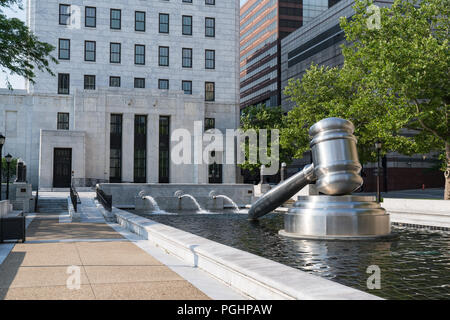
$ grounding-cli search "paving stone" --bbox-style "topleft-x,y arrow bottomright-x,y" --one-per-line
0,285 -> 95,300
84,266 -> 183,284
0,266 -> 90,289
91,281 -> 210,300
26,219 -> 124,241
75,241 -> 163,266
3,243 -> 82,267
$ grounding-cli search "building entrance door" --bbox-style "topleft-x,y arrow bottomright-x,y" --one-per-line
209,162 -> 223,184
53,148 -> 72,188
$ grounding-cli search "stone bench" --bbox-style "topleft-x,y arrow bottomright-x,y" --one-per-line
0,200 -> 26,243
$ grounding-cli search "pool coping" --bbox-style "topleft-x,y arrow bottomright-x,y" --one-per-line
111,207 -> 381,300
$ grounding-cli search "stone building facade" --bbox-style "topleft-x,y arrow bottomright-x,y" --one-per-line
0,0 -> 241,189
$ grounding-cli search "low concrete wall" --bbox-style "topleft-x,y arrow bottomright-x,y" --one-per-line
381,198 -> 450,229
112,208 -> 380,300
0,183 -> 17,201
99,183 -> 254,208
0,200 -> 12,217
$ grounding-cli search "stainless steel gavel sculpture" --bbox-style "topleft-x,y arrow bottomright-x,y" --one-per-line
248,117 -> 364,220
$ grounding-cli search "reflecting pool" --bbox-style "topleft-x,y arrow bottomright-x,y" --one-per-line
129,210 -> 450,300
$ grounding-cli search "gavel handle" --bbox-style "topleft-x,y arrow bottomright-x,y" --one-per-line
248,164 -> 316,220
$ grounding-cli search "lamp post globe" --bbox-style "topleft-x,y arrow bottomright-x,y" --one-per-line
5,153 -> 12,200
375,141 -> 382,150
0,134 -> 5,201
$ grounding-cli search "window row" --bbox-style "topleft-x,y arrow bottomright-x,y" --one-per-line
59,4 -> 215,37
57,73 -> 215,101
58,39 -> 216,69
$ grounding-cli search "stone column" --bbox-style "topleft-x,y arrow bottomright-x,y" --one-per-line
122,113 -> 134,183
147,114 -> 159,183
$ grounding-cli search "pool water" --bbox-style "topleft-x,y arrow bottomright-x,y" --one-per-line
129,210 -> 450,300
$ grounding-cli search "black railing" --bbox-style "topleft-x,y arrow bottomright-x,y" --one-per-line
70,185 -> 79,212
96,187 -> 112,212
34,189 -> 39,213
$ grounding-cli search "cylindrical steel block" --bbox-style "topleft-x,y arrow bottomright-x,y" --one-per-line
309,118 -> 363,195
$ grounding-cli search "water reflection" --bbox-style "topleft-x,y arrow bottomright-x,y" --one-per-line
130,210 -> 450,300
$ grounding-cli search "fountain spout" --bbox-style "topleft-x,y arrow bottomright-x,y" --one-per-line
215,195 -> 240,213
179,194 -> 207,213
209,191 -> 217,200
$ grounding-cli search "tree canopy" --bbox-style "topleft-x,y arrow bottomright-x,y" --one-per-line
283,0 -> 449,198
0,0 -> 56,89
239,105 -> 293,174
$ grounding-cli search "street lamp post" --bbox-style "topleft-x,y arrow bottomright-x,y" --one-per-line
375,141 -> 382,203
5,153 -> 12,200
0,134 -> 5,201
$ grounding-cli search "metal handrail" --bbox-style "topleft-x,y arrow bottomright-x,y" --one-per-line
96,187 -> 112,212
34,188 -> 39,213
70,185 -> 78,212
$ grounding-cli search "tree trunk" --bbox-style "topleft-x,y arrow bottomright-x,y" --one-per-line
445,142 -> 450,200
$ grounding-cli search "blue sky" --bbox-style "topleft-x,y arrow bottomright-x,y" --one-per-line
1,4 -> 26,89
1,1 -> 249,89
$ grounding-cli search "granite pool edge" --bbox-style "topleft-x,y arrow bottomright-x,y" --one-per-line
110,207 -> 381,300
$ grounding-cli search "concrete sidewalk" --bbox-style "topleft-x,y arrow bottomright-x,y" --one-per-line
0,192 -> 210,300
358,188 -> 445,199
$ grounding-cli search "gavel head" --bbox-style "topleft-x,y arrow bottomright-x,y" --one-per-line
309,118 -> 363,195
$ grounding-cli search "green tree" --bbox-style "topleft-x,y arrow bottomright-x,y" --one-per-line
1,157 -> 17,182
239,105 -> 293,174
0,0 -> 56,89
283,0 -> 449,199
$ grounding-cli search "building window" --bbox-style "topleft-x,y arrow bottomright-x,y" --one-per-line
59,4 -> 70,25
58,39 -> 70,60
183,0 -> 193,3
110,9 -> 121,30
134,115 -> 147,183
110,114 -> 122,183
159,13 -> 169,33
205,118 -> 215,131
110,43 -> 121,63
135,11 -> 146,32
158,79 -> 169,90
209,156 -> 223,184
182,48 -> 192,68
58,73 -> 70,94
57,113 -> 69,130
85,6 -> 96,28
84,75 -> 96,90
205,49 -> 215,69
205,17 -> 215,37
135,45 -> 145,65
159,46 -> 169,66
182,80 -> 192,95
84,41 -> 96,62
205,0 -> 215,5
159,116 -> 170,183
329,0 -> 341,8
134,78 -> 145,88
109,76 -> 121,87
205,82 -> 215,101
182,15 -> 192,35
